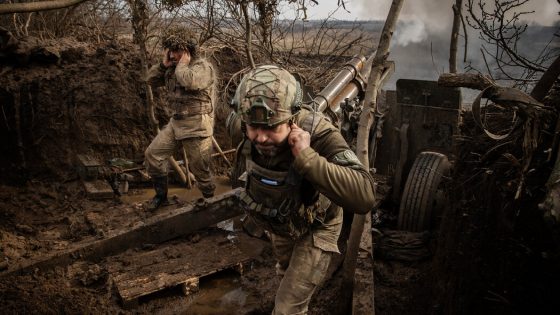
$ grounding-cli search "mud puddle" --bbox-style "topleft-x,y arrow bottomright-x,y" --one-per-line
185,272 -> 260,314
117,175 -> 262,314
121,175 -> 233,205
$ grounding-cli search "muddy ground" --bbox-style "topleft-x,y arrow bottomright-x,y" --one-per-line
0,36 -> 380,314
1,35 -> 559,315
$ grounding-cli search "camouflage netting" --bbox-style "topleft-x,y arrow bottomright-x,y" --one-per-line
431,83 -> 560,314
161,26 -> 198,55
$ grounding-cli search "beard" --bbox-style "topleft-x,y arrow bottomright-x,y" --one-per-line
253,137 -> 289,157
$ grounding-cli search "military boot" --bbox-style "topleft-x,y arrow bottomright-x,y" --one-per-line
147,176 -> 168,211
202,190 -> 214,199
200,182 -> 216,199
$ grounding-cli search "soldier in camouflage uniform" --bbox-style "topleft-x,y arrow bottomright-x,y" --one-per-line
229,65 -> 376,314
144,26 -> 216,210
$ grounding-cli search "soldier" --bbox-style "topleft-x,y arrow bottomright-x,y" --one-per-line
144,26 -> 216,211
229,65 -> 376,314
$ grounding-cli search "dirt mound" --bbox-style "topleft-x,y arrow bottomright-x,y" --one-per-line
0,37 -> 245,184
0,37 -> 150,183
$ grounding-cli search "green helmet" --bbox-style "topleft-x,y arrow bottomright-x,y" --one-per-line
162,26 -> 198,57
233,65 -> 303,127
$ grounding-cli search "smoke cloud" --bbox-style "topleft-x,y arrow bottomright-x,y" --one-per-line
350,0 -> 559,101
394,19 -> 428,46
354,0 -> 559,27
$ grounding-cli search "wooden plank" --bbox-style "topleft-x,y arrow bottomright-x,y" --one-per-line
1,188 -> 244,277
107,231 -> 263,306
82,179 -> 114,200
76,154 -> 102,180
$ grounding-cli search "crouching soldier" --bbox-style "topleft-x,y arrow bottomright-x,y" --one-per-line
229,65 -> 376,314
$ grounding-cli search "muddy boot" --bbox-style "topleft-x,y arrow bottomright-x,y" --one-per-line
242,215 -> 264,238
200,182 -> 216,199
202,190 -> 214,199
147,176 -> 168,211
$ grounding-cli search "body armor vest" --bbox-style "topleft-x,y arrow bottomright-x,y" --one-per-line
238,110 -> 332,239
165,61 -> 214,116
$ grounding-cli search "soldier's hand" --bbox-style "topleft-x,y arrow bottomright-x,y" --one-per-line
288,123 -> 310,157
162,48 -> 172,68
177,51 -> 191,66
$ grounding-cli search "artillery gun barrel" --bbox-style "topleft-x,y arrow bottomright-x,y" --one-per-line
313,52 -> 375,114
330,53 -> 375,114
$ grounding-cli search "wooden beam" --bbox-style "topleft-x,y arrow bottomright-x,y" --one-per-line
1,188 -> 244,277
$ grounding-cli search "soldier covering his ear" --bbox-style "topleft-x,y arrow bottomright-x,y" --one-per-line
144,26 -> 217,210
229,65 -> 376,314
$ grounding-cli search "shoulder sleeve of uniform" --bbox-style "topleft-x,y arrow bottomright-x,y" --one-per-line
331,149 -> 364,170
293,145 -> 375,214
175,59 -> 215,90
308,118 -> 350,160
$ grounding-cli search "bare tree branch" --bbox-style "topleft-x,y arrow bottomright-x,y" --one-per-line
465,0 -> 552,86
241,1 -> 255,68
0,0 -> 90,15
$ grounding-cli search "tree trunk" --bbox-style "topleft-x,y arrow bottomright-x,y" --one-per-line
339,1 -> 405,314
449,0 -> 463,73
438,72 -> 495,90
531,55 -> 560,103
241,1 -> 255,69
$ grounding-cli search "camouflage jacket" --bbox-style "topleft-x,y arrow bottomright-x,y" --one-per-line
239,108 -> 376,252
147,57 -> 216,139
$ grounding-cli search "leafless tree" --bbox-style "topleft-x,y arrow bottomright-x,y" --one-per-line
1,0 -> 129,41
449,0 -> 464,73
465,0 -> 559,89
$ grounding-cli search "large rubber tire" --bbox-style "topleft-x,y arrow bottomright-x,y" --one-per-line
398,151 -> 450,232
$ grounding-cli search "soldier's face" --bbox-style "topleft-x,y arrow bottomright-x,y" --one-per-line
246,123 -> 290,157
169,50 -> 186,65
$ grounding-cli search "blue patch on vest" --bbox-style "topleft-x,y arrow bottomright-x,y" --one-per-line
260,178 -> 279,186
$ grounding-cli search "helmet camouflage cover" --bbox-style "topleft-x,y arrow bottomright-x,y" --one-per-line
234,65 -> 302,127
162,26 -> 198,54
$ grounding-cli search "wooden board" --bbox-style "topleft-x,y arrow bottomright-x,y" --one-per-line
1,189 -> 243,277
106,231 -> 264,308
82,179 -> 114,199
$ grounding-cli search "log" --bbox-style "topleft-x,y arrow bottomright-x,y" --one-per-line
438,73 -> 495,90
0,0 -> 89,14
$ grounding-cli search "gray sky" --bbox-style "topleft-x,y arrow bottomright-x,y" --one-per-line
280,0 -> 558,99
302,0 -> 559,27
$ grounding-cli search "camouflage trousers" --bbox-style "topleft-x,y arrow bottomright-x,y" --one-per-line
270,232 -> 332,315
144,122 -> 215,196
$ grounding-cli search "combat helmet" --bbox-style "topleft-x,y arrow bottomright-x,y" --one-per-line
162,26 -> 198,57
233,65 -> 303,127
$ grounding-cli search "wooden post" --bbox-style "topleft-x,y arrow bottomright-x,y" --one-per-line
182,147 -> 192,189
212,136 -> 232,167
